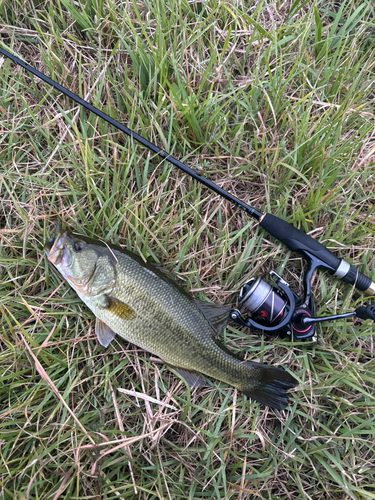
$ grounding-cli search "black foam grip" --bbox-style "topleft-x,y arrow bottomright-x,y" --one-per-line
259,213 -> 340,270
341,265 -> 372,292
259,213 -> 373,293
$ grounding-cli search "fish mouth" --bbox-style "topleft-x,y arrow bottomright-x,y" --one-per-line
44,231 -> 70,266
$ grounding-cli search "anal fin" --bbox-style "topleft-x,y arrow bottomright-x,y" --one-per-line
172,367 -> 206,388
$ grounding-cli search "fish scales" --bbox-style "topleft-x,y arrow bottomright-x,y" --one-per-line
45,229 -> 298,409
90,250 -> 245,384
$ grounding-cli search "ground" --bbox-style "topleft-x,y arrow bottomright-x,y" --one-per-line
0,1 -> 375,499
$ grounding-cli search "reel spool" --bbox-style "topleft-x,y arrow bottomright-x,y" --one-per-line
238,276 -> 287,326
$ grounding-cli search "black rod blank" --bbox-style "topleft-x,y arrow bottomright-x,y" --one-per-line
0,46 -> 263,220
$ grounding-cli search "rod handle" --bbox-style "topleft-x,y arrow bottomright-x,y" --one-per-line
259,213 -> 374,295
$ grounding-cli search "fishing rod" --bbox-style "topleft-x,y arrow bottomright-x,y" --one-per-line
1,45 -> 374,339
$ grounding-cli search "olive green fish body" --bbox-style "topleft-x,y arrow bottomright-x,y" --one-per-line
45,231 -> 297,409
77,250 -> 242,381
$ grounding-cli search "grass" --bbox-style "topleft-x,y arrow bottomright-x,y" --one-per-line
0,0 -> 375,498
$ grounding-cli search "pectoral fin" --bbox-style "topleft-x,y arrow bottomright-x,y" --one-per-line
100,295 -> 136,320
95,318 -> 116,347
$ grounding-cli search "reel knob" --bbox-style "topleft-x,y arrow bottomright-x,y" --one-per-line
355,304 -> 375,322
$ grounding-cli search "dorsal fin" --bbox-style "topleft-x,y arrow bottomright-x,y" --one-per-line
146,261 -> 184,288
193,299 -> 231,337
148,262 -> 231,337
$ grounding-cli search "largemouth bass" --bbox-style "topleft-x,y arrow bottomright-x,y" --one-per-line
45,229 -> 297,409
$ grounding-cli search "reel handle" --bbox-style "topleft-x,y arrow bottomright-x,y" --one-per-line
260,213 -> 375,295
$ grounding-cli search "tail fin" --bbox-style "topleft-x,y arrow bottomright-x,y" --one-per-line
240,363 -> 298,410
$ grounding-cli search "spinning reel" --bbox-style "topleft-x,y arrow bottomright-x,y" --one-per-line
230,252 -> 375,340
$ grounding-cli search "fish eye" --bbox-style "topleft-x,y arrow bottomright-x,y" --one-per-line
73,241 -> 84,252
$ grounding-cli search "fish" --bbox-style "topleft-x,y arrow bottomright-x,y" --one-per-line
44,227 -> 297,410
